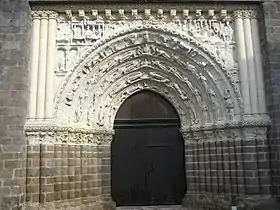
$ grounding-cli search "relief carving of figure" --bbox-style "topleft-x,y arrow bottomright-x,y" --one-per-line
186,62 -> 198,77
207,88 -> 216,101
113,66 -> 127,79
149,72 -> 169,83
198,73 -> 209,92
57,49 -> 66,72
193,88 -> 202,104
72,24 -> 83,40
152,60 -> 167,71
171,83 -> 189,101
87,94 -> 96,126
65,91 -> 74,106
221,21 -> 233,42
186,102 -> 199,125
67,49 -> 78,70
202,106 -> 210,123
173,55 -> 186,66
57,23 -> 70,42
183,77 -> 194,90
212,101 -> 222,121
74,95 -> 83,123
167,66 -> 182,80
224,89 -> 234,120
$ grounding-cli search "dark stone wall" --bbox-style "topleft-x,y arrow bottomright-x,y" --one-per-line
183,136 -> 272,210
263,0 -> 280,198
25,143 -> 113,210
0,0 -> 31,209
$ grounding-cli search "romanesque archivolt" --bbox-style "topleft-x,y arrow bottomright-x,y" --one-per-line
26,6 -> 270,144
55,27 -> 241,133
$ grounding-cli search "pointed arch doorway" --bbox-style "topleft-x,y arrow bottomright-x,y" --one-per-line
111,90 -> 187,206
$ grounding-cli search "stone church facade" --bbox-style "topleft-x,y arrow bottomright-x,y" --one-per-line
1,0 -> 280,209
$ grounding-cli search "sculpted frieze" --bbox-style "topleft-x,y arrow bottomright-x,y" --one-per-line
54,8 -> 238,75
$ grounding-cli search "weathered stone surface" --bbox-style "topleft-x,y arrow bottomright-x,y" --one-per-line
263,0 -> 280,199
1,0 -> 280,209
0,0 -> 30,209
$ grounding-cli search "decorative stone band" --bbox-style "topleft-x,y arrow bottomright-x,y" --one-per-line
25,118 -> 270,145
31,10 -> 58,20
233,9 -> 259,19
181,118 -> 270,142
25,126 -> 114,145
181,117 -> 271,132
31,3 -> 259,14
32,8 -> 234,21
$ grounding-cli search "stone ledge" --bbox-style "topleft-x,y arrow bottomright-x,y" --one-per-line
183,193 -> 280,210
24,199 -> 116,210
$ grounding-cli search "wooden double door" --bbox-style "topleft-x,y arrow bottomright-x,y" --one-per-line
111,91 -> 186,206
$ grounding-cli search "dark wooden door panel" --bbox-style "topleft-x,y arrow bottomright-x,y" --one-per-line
111,91 -> 187,206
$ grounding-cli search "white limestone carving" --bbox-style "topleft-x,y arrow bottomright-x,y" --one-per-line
26,5 -> 270,144
53,27 -> 244,132
57,48 -> 66,72
54,8 -> 237,76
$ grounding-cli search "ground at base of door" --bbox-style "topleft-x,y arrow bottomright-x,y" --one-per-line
116,205 -> 186,210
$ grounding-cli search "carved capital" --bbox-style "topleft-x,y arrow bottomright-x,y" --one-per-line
39,11 -> 49,19
233,9 -> 258,19
31,10 -> 58,20
31,11 -> 41,19
26,130 -> 55,145
233,10 -> 243,19
243,9 -> 258,19
48,11 -> 58,20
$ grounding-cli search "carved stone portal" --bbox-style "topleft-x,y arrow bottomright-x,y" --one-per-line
26,6 -> 270,145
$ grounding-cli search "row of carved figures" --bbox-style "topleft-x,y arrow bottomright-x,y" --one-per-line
56,18 -> 234,45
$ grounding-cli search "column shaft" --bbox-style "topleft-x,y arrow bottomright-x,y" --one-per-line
36,17 -> 49,119
251,18 -> 267,114
28,17 -> 41,119
45,17 -> 57,119
234,17 -> 251,114
243,18 -> 259,114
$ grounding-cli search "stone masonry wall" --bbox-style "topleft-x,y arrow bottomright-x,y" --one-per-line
263,0 -> 280,198
183,136 -> 271,210
0,0 -> 31,209
25,144 -> 113,210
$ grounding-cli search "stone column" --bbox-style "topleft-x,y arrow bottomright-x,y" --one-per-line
36,11 -> 49,119
28,12 -> 41,119
234,10 -> 251,115
45,12 -> 58,119
251,11 -> 267,114
243,10 -> 259,114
